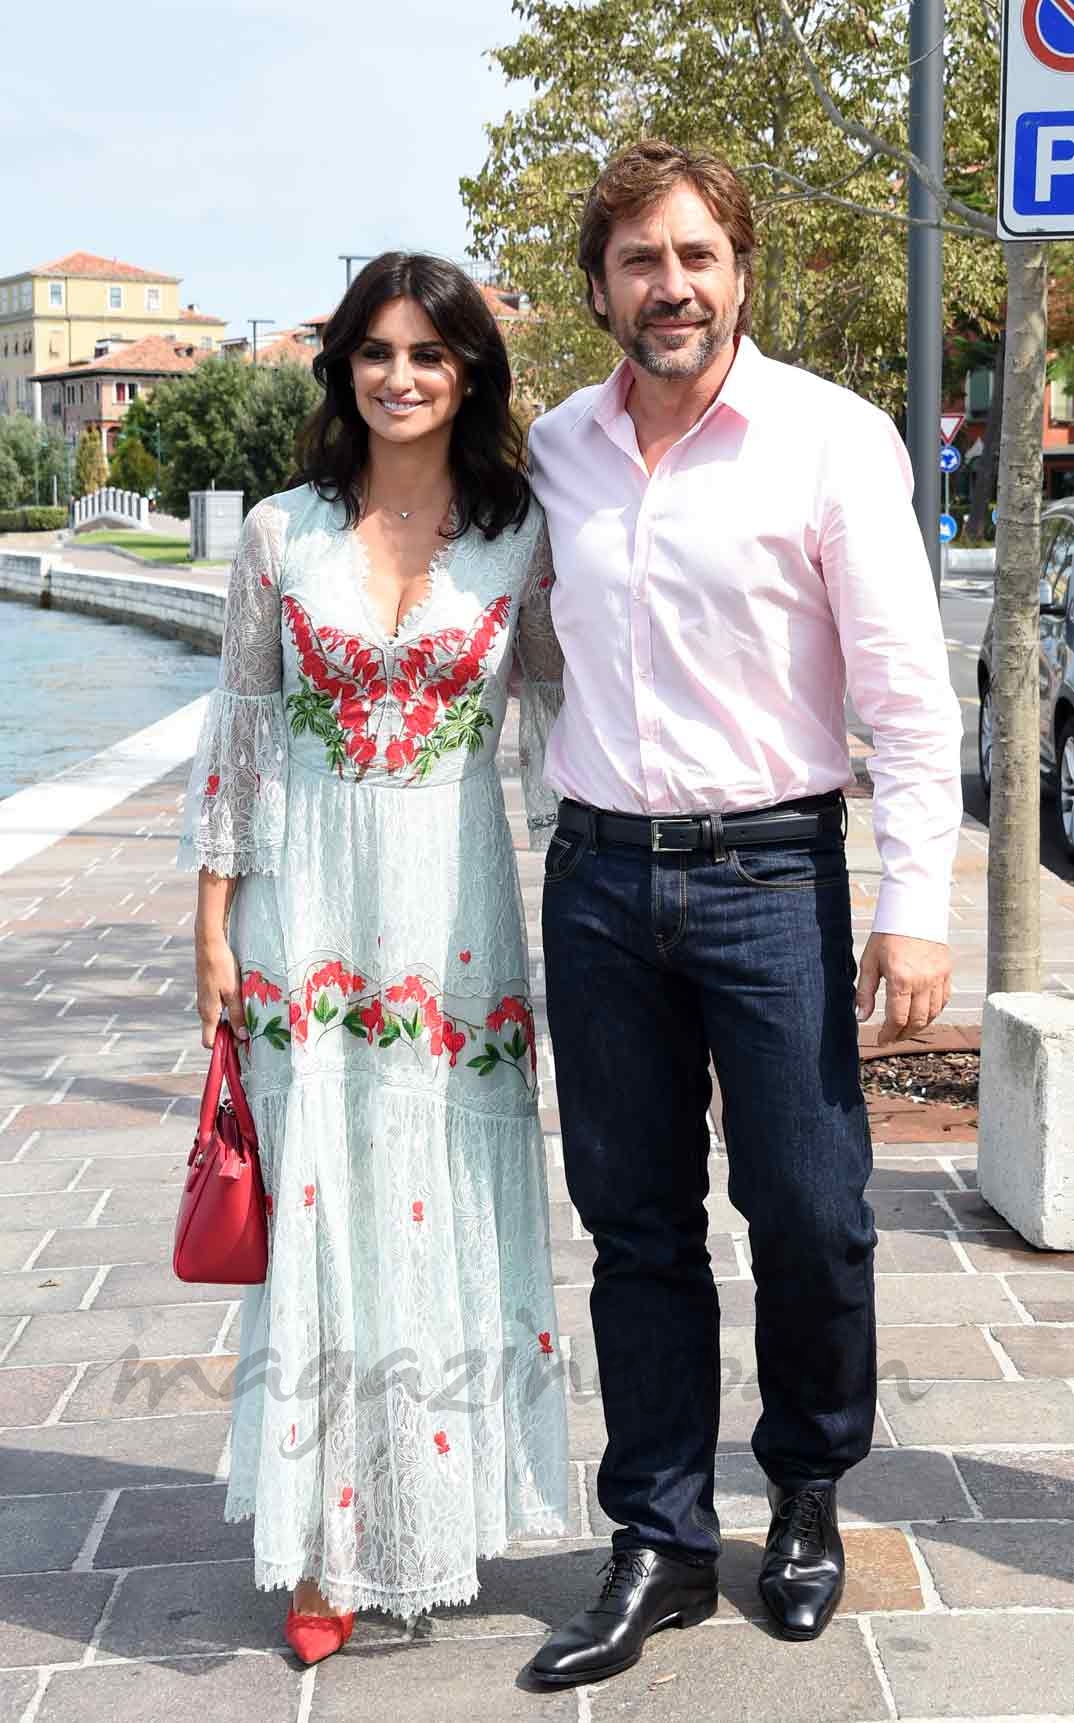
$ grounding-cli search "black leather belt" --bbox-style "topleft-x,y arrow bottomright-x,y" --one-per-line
556,792 -> 845,859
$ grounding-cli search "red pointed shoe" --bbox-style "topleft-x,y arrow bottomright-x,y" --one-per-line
284,1605 -> 355,1664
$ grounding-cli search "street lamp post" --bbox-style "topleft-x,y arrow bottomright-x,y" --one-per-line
248,318 -> 276,366
339,255 -> 375,290
907,0 -> 945,599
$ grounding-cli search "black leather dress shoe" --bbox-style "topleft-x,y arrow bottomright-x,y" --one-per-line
758,1482 -> 845,1640
530,1547 -> 718,1687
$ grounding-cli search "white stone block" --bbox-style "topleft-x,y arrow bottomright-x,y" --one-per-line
979,992 -> 1074,1250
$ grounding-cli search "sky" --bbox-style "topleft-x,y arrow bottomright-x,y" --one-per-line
0,0 -> 527,337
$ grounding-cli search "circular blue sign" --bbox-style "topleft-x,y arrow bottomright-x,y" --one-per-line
939,513 -> 959,543
939,445 -> 962,474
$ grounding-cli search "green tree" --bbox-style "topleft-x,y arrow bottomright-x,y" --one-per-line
73,429 -> 108,499
150,357 -> 255,516
108,436 -> 157,495
0,418 -> 69,506
227,361 -> 321,507
462,0 -> 1006,415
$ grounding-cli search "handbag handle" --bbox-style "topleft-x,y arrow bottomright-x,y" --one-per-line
197,1020 -> 258,1151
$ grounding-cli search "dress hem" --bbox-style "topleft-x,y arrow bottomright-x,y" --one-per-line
222,1506 -> 570,1617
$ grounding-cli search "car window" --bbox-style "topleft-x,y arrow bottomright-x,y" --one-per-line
1044,520 -> 1074,610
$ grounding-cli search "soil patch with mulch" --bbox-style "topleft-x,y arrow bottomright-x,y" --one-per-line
858,1025 -> 981,1143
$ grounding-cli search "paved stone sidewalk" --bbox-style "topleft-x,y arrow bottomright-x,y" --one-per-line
1,739 -> 1074,1723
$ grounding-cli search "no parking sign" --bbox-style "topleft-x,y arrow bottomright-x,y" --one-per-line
1001,0 -> 1074,234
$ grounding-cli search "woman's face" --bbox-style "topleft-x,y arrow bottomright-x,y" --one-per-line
349,296 -> 466,446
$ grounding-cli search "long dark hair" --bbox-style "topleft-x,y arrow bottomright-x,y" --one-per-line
294,252 -> 530,540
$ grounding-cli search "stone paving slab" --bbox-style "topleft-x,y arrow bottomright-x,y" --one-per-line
879,1379 -> 1074,1445
39,1656 -> 307,1723
914,1519 -> 1074,1607
871,1613 -> 1074,1717
0,1411 -> 230,1494
953,1449 -> 1074,1518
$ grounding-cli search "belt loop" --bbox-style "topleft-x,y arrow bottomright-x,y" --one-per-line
713,806 -> 730,861
839,791 -> 848,841
586,804 -> 598,853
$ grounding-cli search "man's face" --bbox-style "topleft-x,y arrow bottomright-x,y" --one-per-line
592,184 -> 746,380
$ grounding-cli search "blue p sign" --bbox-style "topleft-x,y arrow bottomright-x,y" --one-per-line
1013,112 -> 1074,213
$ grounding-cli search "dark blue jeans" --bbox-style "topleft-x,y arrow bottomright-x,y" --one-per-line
541,807 -> 877,1569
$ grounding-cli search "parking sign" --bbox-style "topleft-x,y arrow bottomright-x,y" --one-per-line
1000,0 -> 1074,236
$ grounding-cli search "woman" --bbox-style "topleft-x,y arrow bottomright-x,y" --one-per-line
179,253 -> 568,1661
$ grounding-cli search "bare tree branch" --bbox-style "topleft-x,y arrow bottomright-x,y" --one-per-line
774,0 -> 996,237
745,162 -> 987,239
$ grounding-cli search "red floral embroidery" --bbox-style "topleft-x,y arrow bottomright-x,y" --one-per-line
538,1331 -> 554,1356
303,1184 -> 316,1207
265,1192 -> 274,1216
283,594 -> 512,781
358,999 -> 385,1042
433,1430 -> 450,1455
205,774 -> 220,796
459,950 -> 471,964
339,1485 -> 354,1508
412,1200 -> 424,1223
289,1423 -> 296,1446
241,971 -> 282,1006
259,573 -> 273,589
310,960 -> 365,996
289,1003 -> 302,1027
386,975 -> 428,1007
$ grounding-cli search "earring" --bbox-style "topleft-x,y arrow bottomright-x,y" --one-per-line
465,386 -> 474,397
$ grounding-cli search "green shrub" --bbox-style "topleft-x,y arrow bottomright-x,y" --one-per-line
0,506 -> 68,532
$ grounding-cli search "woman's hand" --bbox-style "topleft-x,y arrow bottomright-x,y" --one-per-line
196,934 -> 248,1051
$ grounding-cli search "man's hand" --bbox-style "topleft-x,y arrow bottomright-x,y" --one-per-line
855,933 -> 952,1045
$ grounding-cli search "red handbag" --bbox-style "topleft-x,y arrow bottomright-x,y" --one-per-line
173,1020 -> 268,1284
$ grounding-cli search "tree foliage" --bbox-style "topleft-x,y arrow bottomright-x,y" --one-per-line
0,419 -> 69,508
462,0 -> 1007,413
108,435 -> 158,495
73,429 -> 108,499
147,357 -> 320,515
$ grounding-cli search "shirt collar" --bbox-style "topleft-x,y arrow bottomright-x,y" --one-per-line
577,333 -> 768,447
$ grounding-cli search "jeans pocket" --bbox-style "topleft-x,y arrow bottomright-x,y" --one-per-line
544,830 -> 586,883
728,840 -> 845,891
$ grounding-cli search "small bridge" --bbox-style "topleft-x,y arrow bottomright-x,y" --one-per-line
70,487 -> 151,531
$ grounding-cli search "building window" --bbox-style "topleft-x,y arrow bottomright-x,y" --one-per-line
115,381 -> 130,403
19,281 -> 31,309
0,287 -> 7,313
95,383 -> 100,402
108,286 -> 123,310
145,286 -> 161,312
128,381 -> 139,399
49,282 -> 64,308
200,336 -> 213,349
1051,379 -> 1074,424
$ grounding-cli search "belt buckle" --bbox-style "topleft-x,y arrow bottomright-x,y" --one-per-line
650,818 -> 694,853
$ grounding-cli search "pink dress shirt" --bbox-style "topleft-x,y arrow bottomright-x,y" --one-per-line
527,335 -> 964,943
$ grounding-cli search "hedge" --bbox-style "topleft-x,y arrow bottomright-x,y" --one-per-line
0,507 -> 68,532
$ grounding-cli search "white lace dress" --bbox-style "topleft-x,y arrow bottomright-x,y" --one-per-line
177,482 -> 568,1617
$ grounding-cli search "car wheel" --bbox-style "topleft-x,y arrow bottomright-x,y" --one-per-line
978,682 -> 993,800
1057,716 -> 1074,859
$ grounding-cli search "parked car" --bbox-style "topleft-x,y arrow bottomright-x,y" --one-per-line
978,499 -> 1074,856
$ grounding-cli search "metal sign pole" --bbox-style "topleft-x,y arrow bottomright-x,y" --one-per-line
907,0 -> 945,601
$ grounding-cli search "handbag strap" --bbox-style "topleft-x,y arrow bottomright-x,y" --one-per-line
197,1020 -> 258,1151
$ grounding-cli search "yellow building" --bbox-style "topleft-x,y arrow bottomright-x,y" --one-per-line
0,251 -> 227,420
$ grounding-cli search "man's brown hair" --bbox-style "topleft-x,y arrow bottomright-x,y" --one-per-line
577,139 -> 756,337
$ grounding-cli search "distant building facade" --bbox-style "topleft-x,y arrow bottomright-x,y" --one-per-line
30,335 -> 209,457
0,251 -> 226,420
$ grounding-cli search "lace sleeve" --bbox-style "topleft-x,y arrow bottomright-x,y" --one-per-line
177,500 -> 290,877
513,518 -> 564,853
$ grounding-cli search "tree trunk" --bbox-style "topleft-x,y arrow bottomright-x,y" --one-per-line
987,242 -> 1047,994
966,330 -> 1006,542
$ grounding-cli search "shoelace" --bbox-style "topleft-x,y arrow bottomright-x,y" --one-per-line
777,1487 -> 829,1550
596,1550 -> 651,1604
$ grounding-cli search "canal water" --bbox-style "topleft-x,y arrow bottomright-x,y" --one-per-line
2,599 -> 218,800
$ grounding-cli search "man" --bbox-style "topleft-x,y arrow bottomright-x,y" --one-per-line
526,140 -> 963,1688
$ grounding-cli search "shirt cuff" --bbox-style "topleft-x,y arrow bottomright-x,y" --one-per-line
872,878 -> 952,945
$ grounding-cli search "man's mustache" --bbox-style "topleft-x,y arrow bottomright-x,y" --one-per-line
640,306 -> 711,327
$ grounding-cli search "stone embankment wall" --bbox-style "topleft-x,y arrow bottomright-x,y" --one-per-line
0,553 -> 224,652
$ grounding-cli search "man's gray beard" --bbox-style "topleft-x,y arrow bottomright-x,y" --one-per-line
616,304 -> 738,379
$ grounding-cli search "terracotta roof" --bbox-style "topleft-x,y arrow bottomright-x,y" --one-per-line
179,306 -> 227,326
27,251 -> 181,284
30,334 -> 212,383
257,330 -> 317,367
479,285 -> 525,319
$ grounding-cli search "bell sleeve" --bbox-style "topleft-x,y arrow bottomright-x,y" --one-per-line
512,516 -> 564,853
177,499 -> 290,877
